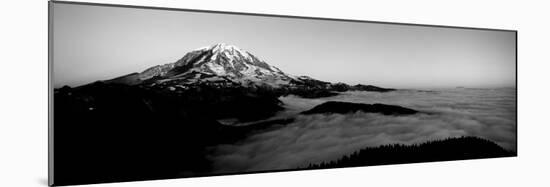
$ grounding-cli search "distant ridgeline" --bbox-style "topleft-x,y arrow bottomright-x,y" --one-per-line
303,136 -> 515,169
301,101 -> 419,115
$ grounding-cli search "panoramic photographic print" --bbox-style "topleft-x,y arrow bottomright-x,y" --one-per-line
50,1 -> 517,186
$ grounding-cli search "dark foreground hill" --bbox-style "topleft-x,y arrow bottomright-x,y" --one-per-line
52,82 -> 289,186
304,136 -> 515,169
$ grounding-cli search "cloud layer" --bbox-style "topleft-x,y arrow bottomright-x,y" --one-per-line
207,88 -> 516,173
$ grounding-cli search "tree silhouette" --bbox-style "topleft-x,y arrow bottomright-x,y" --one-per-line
303,136 -> 515,169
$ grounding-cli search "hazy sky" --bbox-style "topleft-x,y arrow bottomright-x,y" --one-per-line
52,3 -> 516,88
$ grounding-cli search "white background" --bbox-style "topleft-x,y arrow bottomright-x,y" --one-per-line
0,0 -> 548,186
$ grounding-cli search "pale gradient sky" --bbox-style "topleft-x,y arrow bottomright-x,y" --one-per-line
52,3 -> 516,89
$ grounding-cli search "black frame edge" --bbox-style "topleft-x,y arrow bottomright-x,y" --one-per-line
48,1 -> 55,186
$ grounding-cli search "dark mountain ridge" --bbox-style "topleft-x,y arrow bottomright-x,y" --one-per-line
304,136 -> 515,169
301,101 -> 419,115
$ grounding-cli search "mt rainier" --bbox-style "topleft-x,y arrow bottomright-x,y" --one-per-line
137,43 -> 301,88
105,43 -> 394,95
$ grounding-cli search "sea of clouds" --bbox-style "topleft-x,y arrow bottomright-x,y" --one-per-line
207,88 -> 516,173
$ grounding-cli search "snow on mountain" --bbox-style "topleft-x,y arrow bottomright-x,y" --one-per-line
102,43 -> 394,96
138,43 -> 299,87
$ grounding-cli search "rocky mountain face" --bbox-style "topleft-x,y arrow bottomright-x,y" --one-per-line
137,43 -> 294,88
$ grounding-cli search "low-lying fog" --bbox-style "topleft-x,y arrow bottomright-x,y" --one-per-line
207,88 -> 516,173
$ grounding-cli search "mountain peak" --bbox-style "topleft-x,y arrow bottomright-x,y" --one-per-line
139,43 -> 294,87
195,43 -> 241,53
212,43 -> 237,49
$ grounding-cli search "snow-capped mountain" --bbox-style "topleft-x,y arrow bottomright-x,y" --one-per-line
102,43 -> 393,95
138,43 -> 298,87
